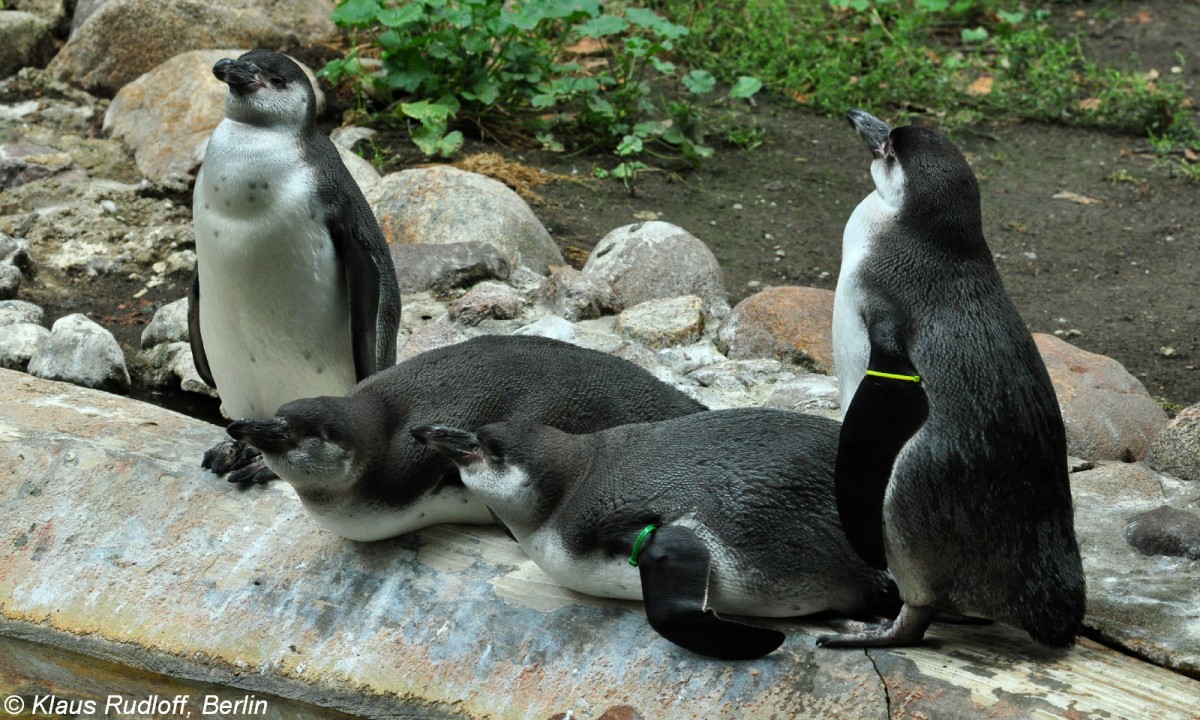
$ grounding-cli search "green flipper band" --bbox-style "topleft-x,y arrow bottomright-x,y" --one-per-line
628,524 -> 658,567
866,369 -> 921,383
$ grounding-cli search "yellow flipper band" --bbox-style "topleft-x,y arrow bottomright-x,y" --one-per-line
866,369 -> 921,383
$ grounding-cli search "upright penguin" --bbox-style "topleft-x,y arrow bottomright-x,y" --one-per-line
191,49 -> 401,483
412,408 -> 899,660
226,335 -> 708,540
821,109 -> 1085,648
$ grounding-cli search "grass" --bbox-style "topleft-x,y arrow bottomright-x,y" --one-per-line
647,0 -> 1198,146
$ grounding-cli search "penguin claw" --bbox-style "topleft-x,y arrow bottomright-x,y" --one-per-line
225,458 -> 277,485
816,605 -> 934,649
203,439 -> 277,483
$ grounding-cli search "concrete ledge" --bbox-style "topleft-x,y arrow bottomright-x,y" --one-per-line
1,370 -> 1198,718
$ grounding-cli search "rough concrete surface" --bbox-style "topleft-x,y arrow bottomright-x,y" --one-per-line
0,370 -> 1198,719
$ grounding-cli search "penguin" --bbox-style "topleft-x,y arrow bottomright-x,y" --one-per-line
225,335 -> 707,541
411,407 -> 900,661
190,49 -> 401,484
820,109 -> 1086,649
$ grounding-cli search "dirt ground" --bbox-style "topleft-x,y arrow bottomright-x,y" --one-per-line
30,0 -> 1199,413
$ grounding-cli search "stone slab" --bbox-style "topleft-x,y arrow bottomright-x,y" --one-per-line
0,370 -> 1197,719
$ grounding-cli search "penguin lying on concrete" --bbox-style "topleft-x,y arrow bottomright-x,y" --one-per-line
821,109 -> 1085,649
412,408 -> 899,660
227,335 -> 707,541
190,49 -> 400,484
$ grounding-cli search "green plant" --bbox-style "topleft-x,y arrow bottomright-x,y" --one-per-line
321,0 -> 761,178
649,0 -> 1197,146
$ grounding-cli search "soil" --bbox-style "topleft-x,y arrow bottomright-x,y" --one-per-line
20,0 -> 1200,411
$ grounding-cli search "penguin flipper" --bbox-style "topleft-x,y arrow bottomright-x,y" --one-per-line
835,342 -> 928,570
320,145 -> 401,380
187,270 -> 216,389
637,525 -> 785,660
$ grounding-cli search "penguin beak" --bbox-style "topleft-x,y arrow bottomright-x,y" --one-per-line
847,109 -> 893,158
227,417 -> 295,454
410,425 -> 483,464
213,58 -> 263,94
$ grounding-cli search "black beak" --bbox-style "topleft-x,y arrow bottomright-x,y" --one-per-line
847,108 -> 893,158
227,417 -> 294,454
410,424 -> 482,464
213,58 -> 262,93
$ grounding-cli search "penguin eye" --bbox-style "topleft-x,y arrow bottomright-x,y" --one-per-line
269,76 -> 286,89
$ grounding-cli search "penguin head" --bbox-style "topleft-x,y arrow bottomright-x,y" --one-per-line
214,49 -> 316,130
412,421 -> 560,528
847,108 -> 981,230
227,397 -> 356,491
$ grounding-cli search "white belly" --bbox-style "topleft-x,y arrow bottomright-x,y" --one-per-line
833,189 -> 891,415
194,120 -> 356,419
520,520 -> 842,618
295,486 -> 494,542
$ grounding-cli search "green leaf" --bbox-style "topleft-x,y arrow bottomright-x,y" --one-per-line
729,76 -> 763,99
578,15 -> 628,37
682,69 -> 716,95
961,26 -> 988,42
633,120 -> 667,137
535,132 -> 565,152
624,7 -> 664,29
612,161 -> 646,179
649,57 -> 677,75
531,93 -> 558,109
915,0 -> 948,11
469,78 -> 501,106
616,135 -> 643,156
376,3 -> 424,28
437,131 -> 465,157
997,9 -> 1026,24
330,0 -> 379,26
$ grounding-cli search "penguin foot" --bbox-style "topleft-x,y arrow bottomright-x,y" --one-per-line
816,604 -> 934,648
202,439 -> 278,484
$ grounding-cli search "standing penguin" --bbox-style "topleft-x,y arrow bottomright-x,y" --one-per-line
821,109 -> 1085,648
412,408 -> 899,660
190,49 -> 400,484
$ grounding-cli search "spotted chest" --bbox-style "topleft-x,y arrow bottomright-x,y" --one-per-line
193,119 -> 356,419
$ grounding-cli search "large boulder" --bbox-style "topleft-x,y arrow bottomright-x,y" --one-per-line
1035,334 -> 1168,461
9,0 -> 69,31
104,49 -> 326,184
716,286 -> 835,373
582,221 -> 728,323
50,0 -> 336,96
27,313 -> 130,392
391,241 -> 510,297
369,166 -> 564,274
615,295 -> 705,350
0,142 -> 88,190
0,322 -> 48,371
1147,402 -> 1200,483
0,10 -> 55,77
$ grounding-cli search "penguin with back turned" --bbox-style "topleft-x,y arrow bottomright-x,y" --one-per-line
190,49 -> 400,484
412,408 -> 899,660
820,109 -> 1085,648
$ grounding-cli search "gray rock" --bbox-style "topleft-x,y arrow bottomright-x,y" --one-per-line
1147,403 -> 1200,483
656,340 -> 727,376
687,358 -> 786,390
536,266 -> 620,321
716,286 -> 835,373
513,316 -> 575,343
104,49 -> 325,184
52,0 -> 337,96
582,221 -> 729,323
27,313 -> 130,392
1035,334 -> 1168,461
140,297 -> 188,349
395,320 -> 471,363
4,372 -> 1197,720
0,142 -> 88,189
765,373 -> 842,418
0,10 -> 55,77
9,0 -> 69,32
369,166 -> 563,274
0,322 -> 48,370
615,295 -> 705,350
447,281 -> 525,327
391,241 -> 510,297
1072,461 -> 1200,676
133,340 -> 215,398
0,299 -> 43,326
0,234 -> 34,299
1124,505 -> 1200,560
